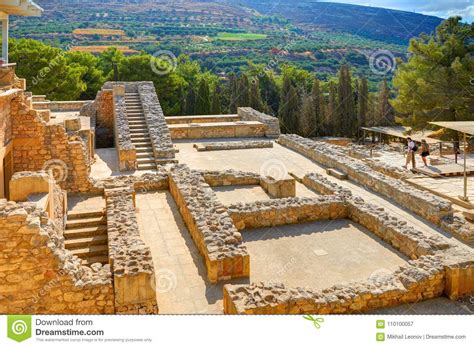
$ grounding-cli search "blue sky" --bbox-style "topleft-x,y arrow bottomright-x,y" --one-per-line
328,0 -> 474,22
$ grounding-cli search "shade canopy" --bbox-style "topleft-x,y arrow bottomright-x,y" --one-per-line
429,122 -> 474,136
0,0 -> 43,17
361,125 -> 439,144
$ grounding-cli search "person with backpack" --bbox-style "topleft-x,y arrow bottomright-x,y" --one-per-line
403,137 -> 417,169
420,139 -> 430,167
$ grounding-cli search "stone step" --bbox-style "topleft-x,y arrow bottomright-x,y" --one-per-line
67,210 -> 104,220
131,135 -> 150,141
137,156 -> 155,164
70,244 -> 108,257
133,141 -> 153,147
64,225 -> 107,238
136,147 -> 154,153
65,235 -> 108,250
66,216 -> 106,229
326,168 -> 348,180
156,158 -> 179,165
137,164 -> 157,171
130,127 -> 148,133
137,151 -> 154,158
82,255 -> 109,266
127,112 -> 145,117
129,122 -> 147,127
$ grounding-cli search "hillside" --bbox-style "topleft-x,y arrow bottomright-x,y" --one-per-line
10,0 -> 444,82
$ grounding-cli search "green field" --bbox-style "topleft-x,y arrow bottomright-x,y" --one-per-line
216,32 -> 268,41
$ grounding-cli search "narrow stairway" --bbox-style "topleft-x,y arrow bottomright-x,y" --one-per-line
125,92 -> 157,170
64,210 -> 109,266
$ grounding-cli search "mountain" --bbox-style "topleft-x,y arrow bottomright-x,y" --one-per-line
221,0 -> 443,44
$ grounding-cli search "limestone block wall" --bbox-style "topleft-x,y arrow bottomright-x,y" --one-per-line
11,92 -> 94,193
228,196 -> 347,230
138,83 -> 175,162
49,101 -> 90,112
260,176 -> 296,198
238,107 -> 280,137
224,256 -> 445,314
0,89 -> 18,147
278,135 -> 452,225
93,170 -> 169,192
200,169 -> 261,187
0,200 -> 114,314
105,187 -> 159,314
169,165 -> 249,283
194,140 -> 273,152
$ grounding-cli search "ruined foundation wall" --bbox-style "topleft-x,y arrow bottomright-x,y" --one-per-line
224,256 -> 445,314
11,93 -> 94,193
105,187 -> 159,314
238,107 -> 280,137
169,165 -> 249,283
227,196 -> 347,230
0,200 -> 114,314
278,135 -> 452,225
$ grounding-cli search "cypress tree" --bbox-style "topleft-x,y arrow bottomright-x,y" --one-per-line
249,79 -> 264,111
211,84 -> 222,115
357,77 -> 369,134
228,73 -> 238,113
298,94 -> 315,137
377,78 -> 395,126
195,78 -> 211,115
237,74 -> 250,107
337,65 -> 356,137
311,78 -> 322,136
184,86 -> 196,115
327,81 -> 337,136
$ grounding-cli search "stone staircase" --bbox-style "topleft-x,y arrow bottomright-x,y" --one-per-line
125,92 -> 157,170
64,210 -> 109,266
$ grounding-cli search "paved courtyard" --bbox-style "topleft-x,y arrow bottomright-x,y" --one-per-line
242,220 -> 409,289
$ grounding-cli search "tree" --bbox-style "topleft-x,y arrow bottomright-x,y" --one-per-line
249,79 -> 264,111
377,78 -> 395,126
337,65 -> 356,137
9,39 -> 86,100
237,74 -> 250,107
97,47 -> 124,79
228,73 -> 239,113
311,78 -> 323,136
298,94 -> 315,137
184,86 -> 196,115
195,78 -> 211,115
279,76 -> 299,133
392,17 -> 474,134
211,84 -> 222,114
66,51 -> 105,100
357,77 -> 369,134
326,81 -> 338,135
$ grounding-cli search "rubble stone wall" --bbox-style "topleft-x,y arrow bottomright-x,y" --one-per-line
49,101 -> 89,112
138,83 -> 176,162
112,88 -> 137,171
228,196 -> 347,230
11,92 -> 94,192
194,140 -> 273,152
105,187 -> 159,314
200,169 -> 261,187
224,256 -> 445,314
238,107 -> 280,137
0,200 -> 114,314
169,165 -> 249,283
0,89 -> 17,147
278,135 -> 452,225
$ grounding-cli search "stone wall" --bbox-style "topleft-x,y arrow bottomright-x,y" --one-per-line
169,121 -> 266,139
224,256 -> 445,314
83,87 -> 114,148
200,169 -> 261,187
238,107 -> 280,137
138,83 -> 176,162
0,89 -> 17,147
194,140 -> 273,152
169,165 -> 249,283
0,200 -> 114,314
49,101 -> 90,112
11,92 -> 94,193
278,135 -> 453,225
112,86 -> 137,171
93,170 -> 169,192
228,196 -> 347,230
105,187 -> 159,314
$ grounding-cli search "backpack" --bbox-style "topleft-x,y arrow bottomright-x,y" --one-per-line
412,144 -> 418,152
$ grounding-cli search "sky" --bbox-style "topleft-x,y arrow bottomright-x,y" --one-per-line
328,0 -> 474,22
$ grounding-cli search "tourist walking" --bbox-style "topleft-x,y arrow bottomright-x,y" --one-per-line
403,137 -> 417,169
420,139 -> 430,166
